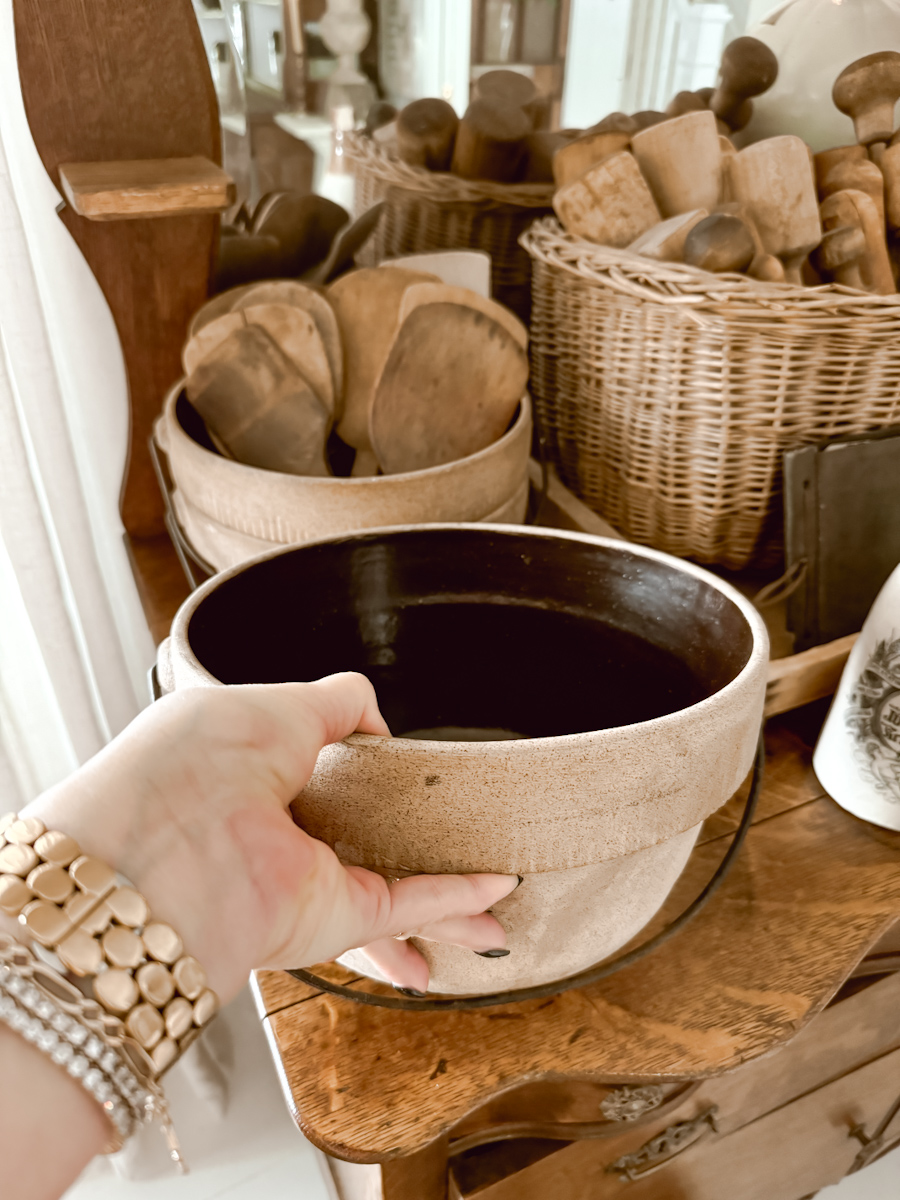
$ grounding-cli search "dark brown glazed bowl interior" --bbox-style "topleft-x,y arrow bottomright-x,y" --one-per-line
186,527 -> 754,739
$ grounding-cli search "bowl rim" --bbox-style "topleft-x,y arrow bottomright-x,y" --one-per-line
163,383 -> 532,488
169,523 -> 770,751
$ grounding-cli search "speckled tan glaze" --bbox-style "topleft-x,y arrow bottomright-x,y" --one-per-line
156,383 -> 532,549
160,526 -> 769,993
170,478 -> 530,571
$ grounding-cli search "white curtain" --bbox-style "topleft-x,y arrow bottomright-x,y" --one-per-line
0,0 -> 157,805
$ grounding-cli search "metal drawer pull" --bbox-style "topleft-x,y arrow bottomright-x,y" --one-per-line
607,1107 -> 719,1182
600,1085 -> 666,1123
849,1087 -> 900,1173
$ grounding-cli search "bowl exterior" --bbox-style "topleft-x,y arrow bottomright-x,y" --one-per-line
160,384 -> 532,546
338,823 -> 702,993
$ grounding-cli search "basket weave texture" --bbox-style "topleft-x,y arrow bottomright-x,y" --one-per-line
523,218 -> 900,570
346,133 -> 554,322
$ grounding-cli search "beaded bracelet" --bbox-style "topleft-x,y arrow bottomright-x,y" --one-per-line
0,812 -> 221,1165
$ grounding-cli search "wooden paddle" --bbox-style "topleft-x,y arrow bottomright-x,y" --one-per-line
396,282 -> 528,349
240,303 -> 334,416
232,280 -> 344,419
369,302 -> 528,475
327,266 -> 440,475
182,311 -> 246,376
188,284 -> 256,338
186,324 -> 330,476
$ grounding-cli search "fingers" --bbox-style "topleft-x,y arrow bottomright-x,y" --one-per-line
345,868 -> 519,946
410,912 -> 508,951
357,938 -> 429,992
302,673 -> 393,740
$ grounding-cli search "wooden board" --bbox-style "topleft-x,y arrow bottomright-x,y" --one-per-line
14,0 -> 222,538
58,157 -> 234,221
254,716 -> 900,1162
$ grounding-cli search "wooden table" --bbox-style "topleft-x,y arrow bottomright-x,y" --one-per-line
252,707 -> 900,1200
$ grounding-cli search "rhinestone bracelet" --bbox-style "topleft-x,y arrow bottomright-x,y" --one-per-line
0,947 -> 140,1148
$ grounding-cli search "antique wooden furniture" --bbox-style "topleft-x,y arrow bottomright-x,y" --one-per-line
13,0 -> 225,540
252,709 -> 900,1199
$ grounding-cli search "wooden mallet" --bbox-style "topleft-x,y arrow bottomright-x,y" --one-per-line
833,52 -> 900,146
396,99 -> 459,171
710,37 -> 779,131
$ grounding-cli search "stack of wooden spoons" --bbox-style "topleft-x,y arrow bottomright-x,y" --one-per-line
159,256 -> 533,570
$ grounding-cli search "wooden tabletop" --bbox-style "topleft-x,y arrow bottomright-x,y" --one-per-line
252,709 -> 900,1164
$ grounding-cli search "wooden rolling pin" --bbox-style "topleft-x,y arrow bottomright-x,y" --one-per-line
631,111 -> 722,218
730,136 -> 822,284
833,52 -> 900,146
396,98 -> 459,171
710,37 -> 779,130
820,189 -> 894,294
451,99 -> 530,182
553,151 -> 661,247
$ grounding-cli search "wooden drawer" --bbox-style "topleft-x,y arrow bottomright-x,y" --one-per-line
450,971 -> 900,1199
451,1042 -> 900,1200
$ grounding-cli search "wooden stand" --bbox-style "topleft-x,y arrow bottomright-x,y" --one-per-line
13,0 -> 230,539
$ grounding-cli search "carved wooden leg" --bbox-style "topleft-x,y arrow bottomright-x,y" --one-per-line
381,1136 -> 450,1200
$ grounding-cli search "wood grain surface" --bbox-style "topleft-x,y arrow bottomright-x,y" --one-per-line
254,717 -> 900,1162
14,0 -> 221,537
58,157 -> 234,221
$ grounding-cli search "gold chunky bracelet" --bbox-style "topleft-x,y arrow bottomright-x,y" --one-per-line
0,812 -> 218,1077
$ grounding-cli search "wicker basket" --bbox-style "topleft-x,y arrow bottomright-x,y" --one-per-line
345,132 -> 554,323
522,217 -> 900,570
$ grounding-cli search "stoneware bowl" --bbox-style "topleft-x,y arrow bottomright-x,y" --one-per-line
157,525 -> 769,994
155,385 -> 532,570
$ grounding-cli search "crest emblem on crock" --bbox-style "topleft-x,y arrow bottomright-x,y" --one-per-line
846,636 -> 900,802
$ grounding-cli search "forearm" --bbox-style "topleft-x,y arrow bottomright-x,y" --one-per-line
0,915 -> 109,1199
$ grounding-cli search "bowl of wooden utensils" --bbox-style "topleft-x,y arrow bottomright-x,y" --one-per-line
155,264 -> 532,571
522,43 -> 900,572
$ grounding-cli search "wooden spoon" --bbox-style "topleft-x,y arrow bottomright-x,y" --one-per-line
232,280 -> 344,419
240,303 -> 334,415
327,266 -> 440,475
396,283 -> 527,349
182,310 -> 246,376
369,303 -> 528,475
186,325 -> 330,476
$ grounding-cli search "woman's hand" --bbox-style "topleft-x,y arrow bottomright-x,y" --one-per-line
20,674 -> 517,1001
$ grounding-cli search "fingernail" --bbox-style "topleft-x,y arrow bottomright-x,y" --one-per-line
475,948 -> 511,958
393,986 -> 427,997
